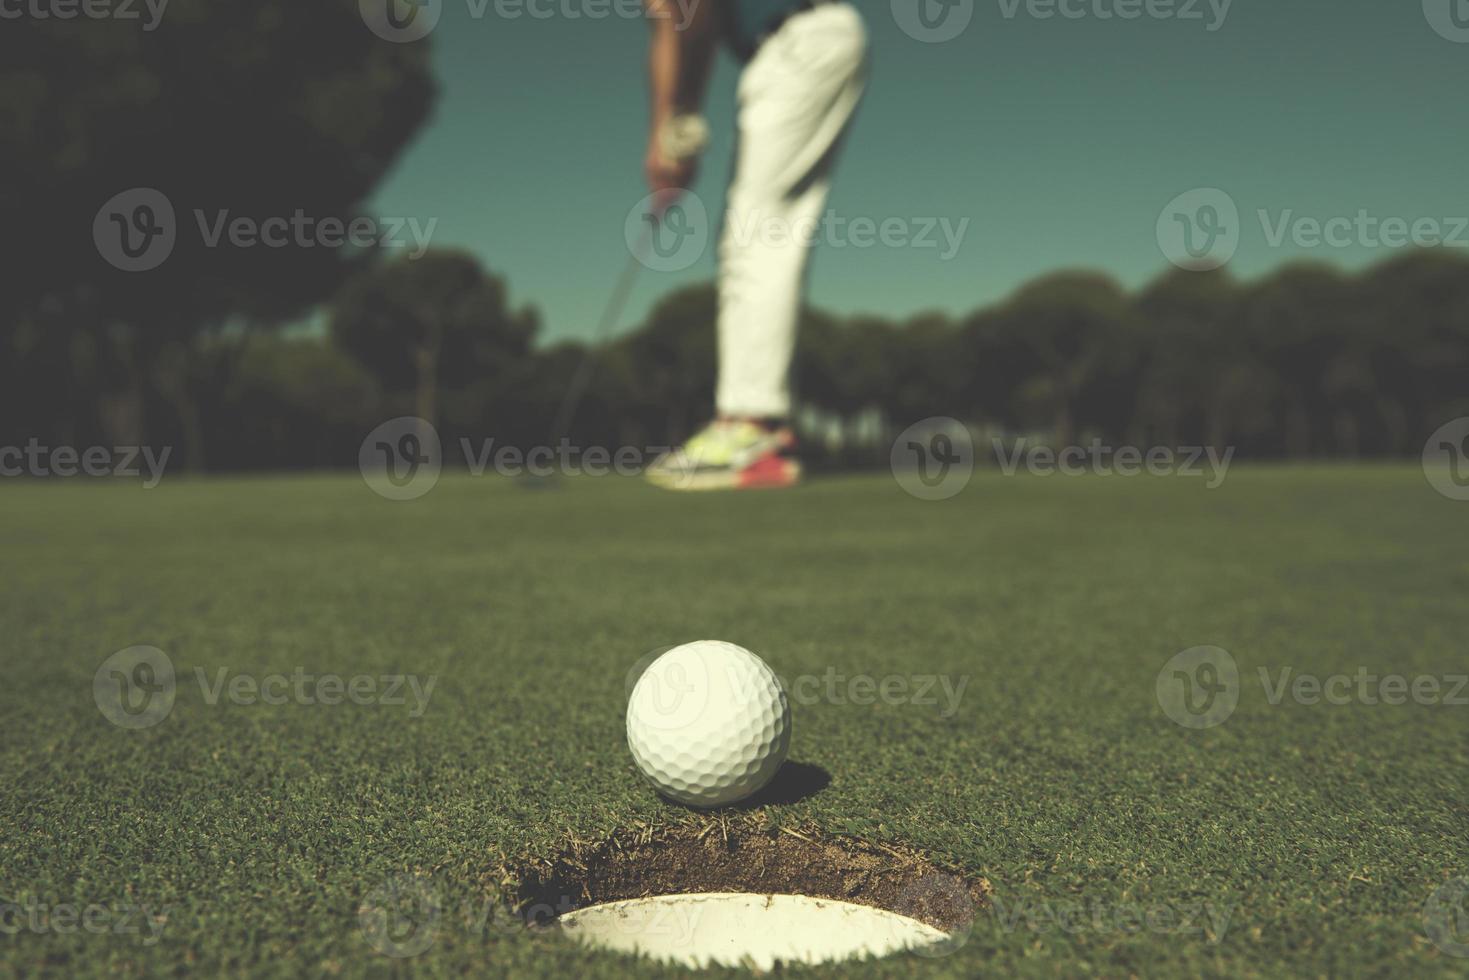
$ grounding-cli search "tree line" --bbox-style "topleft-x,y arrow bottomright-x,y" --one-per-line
3,245 -> 1468,473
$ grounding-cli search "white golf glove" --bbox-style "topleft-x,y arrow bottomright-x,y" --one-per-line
657,113 -> 711,164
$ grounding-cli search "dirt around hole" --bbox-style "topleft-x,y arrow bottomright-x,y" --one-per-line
504,815 -> 990,934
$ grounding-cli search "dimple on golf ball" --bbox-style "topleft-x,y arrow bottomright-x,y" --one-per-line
626,640 -> 791,808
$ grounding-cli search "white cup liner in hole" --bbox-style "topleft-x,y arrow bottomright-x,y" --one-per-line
557,891 -> 950,969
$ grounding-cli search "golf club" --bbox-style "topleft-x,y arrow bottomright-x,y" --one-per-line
518,219 -> 654,490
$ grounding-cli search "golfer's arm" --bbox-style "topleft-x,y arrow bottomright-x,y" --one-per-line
644,0 -> 719,125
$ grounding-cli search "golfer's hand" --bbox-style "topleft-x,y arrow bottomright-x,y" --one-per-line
645,137 -> 697,216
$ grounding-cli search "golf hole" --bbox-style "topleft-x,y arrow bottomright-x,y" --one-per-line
506,817 -> 989,968
559,892 -> 948,969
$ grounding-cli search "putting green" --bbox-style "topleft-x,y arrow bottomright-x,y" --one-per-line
1,466 -> 1466,977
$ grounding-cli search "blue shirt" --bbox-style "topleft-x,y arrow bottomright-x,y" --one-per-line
723,0 -> 812,61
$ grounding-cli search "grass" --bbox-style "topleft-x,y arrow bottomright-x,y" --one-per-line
1,465 -> 1467,977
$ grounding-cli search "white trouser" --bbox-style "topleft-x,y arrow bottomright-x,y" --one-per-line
715,2 -> 868,419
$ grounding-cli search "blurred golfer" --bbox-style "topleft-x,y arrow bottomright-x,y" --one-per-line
642,0 -> 868,490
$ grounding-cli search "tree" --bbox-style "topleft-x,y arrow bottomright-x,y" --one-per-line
212,334 -> 380,470
954,307 -> 1030,434
997,271 -> 1133,445
329,251 -> 539,434
1354,250 -> 1469,453
0,0 -> 436,466
1237,263 -> 1355,457
1132,266 -> 1264,450
612,284 -> 718,443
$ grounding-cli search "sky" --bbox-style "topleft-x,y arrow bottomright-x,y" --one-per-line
367,0 -> 1469,343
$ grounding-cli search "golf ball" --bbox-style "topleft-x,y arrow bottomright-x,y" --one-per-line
626,640 -> 791,808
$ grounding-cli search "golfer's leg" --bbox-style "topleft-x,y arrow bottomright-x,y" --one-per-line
715,4 -> 868,420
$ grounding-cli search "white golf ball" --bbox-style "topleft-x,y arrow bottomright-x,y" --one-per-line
626,641 -> 791,808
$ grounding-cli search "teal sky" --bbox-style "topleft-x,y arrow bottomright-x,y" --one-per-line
368,0 -> 1468,342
